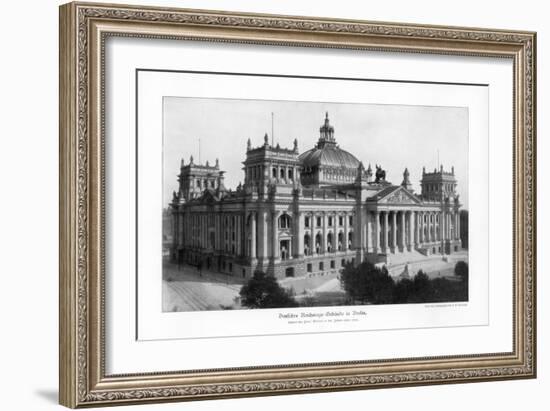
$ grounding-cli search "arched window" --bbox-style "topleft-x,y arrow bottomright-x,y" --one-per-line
338,232 -> 344,251
279,214 -> 292,229
288,169 -> 294,180
304,234 -> 311,256
280,168 -> 285,179
348,232 -> 353,249
327,232 -> 333,252
315,233 -> 322,254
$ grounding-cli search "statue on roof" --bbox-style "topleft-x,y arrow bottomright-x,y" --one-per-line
366,163 -> 373,182
401,167 -> 413,191
374,165 -> 386,183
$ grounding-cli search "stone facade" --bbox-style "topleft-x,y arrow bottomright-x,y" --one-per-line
170,113 -> 463,279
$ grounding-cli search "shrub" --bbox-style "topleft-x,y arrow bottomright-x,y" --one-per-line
340,261 -> 394,304
239,271 -> 298,309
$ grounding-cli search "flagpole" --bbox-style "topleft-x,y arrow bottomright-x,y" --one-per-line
271,112 -> 274,147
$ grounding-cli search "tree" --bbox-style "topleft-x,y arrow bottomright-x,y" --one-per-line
340,261 -> 395,304
239,271 -> 298,309
393,278 -> 414,303
409,270 -> 434,303
454,260 -> 469,300
454,261 -> 469,283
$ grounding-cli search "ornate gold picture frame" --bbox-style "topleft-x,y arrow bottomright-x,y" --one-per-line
59,1 -> 536,408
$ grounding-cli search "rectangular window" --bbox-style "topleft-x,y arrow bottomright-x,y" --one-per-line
307,263 -> 312,273
339,216 -> 343,226
319,262 -> 324,271
328,216 -> 333,226
330,260 -> 335,269
305,216 -> 310,228
341,259 -> 346,267
316,216 -> 322,227
349,216 -> 353,226
229,263 -> 233,272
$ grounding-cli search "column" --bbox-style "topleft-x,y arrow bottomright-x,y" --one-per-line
391,211 -> 397,253
205,214 -> 209,249
322,212 -> 327,254
250,213 -> 257,259
361,208 -> 367,255
400,211 -> 407,252
201,214 -> 204,248
374,211 -> 380,253
343,212 -> 349,251
204,214 -> 207,248
417,212 -> 421,245
427,212 -> 432,243
448,213 -> 452,240
296,212 -> 304,258
196,214 -> 200,248
455,211 -> 460,240
409,211 -> 415,251
421,211 -> 428,244
312,214 -> 318,255
213,214 -> 218,250
237,214 -> 242,256
272,211 -> 280,259
439,211 -> 447,242
258,209 -> 268,259
366,212 -> 373,253
382,211 -> 388,254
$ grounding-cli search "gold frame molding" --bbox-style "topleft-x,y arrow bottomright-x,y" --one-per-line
59,1 -> 537,408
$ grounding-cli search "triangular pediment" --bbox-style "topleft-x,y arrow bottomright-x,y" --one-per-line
200,189 -> 219,203
375,186 -> 420,205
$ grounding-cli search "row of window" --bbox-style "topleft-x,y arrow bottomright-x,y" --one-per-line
425,183 -> 455,193
195,179 -> 216,189
246,166 -> 296,181
305,258 -> 355,273
271,167 -> 294,181
304,215 -> 353,228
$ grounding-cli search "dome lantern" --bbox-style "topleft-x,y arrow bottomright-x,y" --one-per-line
318,112 -> 336,148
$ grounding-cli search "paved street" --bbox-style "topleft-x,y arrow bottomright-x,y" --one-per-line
162,263 -> 243,312
162,251 -> 468,312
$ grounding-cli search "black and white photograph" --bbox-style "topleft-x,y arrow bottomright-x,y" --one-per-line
162,97 -> 469,312
51,0 -> 538,407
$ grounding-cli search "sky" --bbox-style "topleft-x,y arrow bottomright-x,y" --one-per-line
163,97 -> 469,209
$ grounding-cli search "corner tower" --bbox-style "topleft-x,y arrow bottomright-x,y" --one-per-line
420,165 -> 457,201
243,133 -> 301,197
176,156 -> 225,202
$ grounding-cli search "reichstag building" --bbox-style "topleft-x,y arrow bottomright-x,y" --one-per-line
169,113 -> 463,279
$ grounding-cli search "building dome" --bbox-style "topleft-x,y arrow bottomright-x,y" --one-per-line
299,145 -> 360,170
299,113 -> 361,186
299,112 -> 360,170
